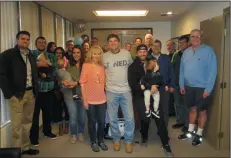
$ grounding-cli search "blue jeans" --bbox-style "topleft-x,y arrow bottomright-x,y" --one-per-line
64,95 -> 86,136
173,87 -> 189,125
106,91 -> 135,144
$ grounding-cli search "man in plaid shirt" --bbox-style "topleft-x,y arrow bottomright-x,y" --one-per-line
30,36 -> 57,147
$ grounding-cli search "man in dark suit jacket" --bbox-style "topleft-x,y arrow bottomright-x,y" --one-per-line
0,31 -> 39,155
147,39 -> 176,127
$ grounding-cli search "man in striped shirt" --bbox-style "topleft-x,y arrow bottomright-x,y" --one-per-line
30,37 -> 57,147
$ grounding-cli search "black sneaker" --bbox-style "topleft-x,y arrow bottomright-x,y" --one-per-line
181,126 -> 188,133
44,133 -> 57,140
98,142 -> 108,151
22,149 -> 39,155
172,123 -> 184,129
162,144 -> 173,157
140,135 -> 148,147
151,110 -> 160,118
192,135 -> 203,146
145,110 -> 151,117
91,142 -> 100,152
178,132 -> 192,140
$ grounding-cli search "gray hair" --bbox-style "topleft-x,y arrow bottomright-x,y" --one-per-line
190,29 -> 203,37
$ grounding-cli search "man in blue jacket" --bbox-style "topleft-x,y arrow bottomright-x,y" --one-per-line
147,39 -> 175,127
178,29 -> 217,146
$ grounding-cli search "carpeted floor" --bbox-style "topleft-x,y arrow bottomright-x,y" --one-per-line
23,117 -> 229,158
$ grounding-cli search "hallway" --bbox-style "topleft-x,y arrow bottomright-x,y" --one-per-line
23,118 -> 229,157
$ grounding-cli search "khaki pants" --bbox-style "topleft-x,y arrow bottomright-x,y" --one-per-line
8,90 -> 35,151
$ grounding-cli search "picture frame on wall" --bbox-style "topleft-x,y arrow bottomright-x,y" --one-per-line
91,28 -> 153,47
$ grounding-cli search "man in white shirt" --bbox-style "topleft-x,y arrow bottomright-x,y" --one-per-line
103,34 -> 135,153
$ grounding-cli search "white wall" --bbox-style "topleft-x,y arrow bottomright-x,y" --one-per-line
76,22 -> 171,53
172,2 -> 229,37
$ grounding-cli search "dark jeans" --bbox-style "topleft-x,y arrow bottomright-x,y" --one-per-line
63,101 -> 69,122
173,87 -> 189,125
87,103 -> 106,144
134,96 -> 169,146
30,91 -> 53,144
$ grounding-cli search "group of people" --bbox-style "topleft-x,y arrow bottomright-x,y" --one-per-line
0,28 -> 217,157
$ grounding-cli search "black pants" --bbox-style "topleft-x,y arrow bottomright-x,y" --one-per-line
51,90 -> 63,123
134,96 -> 169,146
30,91 -> 53,144
87,103 -> 106,144
159,87 -> 170,127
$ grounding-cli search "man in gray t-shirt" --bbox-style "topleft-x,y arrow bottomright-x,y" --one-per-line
103,34 -> 135,153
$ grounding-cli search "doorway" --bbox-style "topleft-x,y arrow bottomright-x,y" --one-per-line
200,7 -> 230,150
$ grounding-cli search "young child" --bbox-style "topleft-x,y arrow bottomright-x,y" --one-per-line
56,59 -> 79,100
140,59 -> 163,118
37,53 -> 53,81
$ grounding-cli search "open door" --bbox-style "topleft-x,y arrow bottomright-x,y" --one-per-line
200,8 -> 230,150
200,15 -> 224,150
219,7 -> 230,150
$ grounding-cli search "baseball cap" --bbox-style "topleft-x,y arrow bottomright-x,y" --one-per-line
136,44 -> 148,52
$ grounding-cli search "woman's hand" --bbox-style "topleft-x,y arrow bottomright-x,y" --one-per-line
61,80 -> 69,87
83,99 -> 89,110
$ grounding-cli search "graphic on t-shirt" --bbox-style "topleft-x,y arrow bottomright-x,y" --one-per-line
105,60 -> 130,69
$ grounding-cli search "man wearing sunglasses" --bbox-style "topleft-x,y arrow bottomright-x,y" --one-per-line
178,29 -> 217,146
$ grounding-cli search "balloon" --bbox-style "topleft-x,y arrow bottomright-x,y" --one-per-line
74,37 -> 84,46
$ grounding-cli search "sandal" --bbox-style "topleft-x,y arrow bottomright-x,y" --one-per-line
91,143 -> 100,152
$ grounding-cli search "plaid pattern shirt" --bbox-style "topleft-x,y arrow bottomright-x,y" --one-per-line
31,50 -> 56,92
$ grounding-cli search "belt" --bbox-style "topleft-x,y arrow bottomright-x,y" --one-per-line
26,87 -> 33,91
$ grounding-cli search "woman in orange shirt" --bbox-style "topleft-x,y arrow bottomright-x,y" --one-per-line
79,45 -> 108,152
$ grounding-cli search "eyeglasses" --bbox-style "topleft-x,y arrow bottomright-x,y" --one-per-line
190,36 -> 201,39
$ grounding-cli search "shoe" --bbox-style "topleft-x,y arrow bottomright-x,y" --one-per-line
31,141 -> 39,147
113,141 -> 121,151
98,142 -> 108,151
64,123 -> 69,134
22,149 -> 39,155
140,136 -> 148,147
162,144 -> 173,157
192,135 -> 203,146
145,110 -> 151,117
181,126 -> 188,133
91,142 -> 100,152
59,123 -> 64,136
78,134 -> 84,142
70,136 -> 77,144
172,123 -> 184,129
178,132 -> 192,140
152,110 -> 160,118
125,143 -> 133,153
44,133 -> 58,140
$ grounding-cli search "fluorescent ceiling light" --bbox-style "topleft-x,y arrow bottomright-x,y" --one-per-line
167,11 -> 173,15
93,10 -> 148,16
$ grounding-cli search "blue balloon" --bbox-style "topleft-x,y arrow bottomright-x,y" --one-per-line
74,37 -> 84,46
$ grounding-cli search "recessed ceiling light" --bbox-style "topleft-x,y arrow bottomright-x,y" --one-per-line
93,10 -> 149,17
167,11 -> 173,15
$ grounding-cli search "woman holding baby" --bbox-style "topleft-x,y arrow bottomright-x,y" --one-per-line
57,45 -> 86,144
